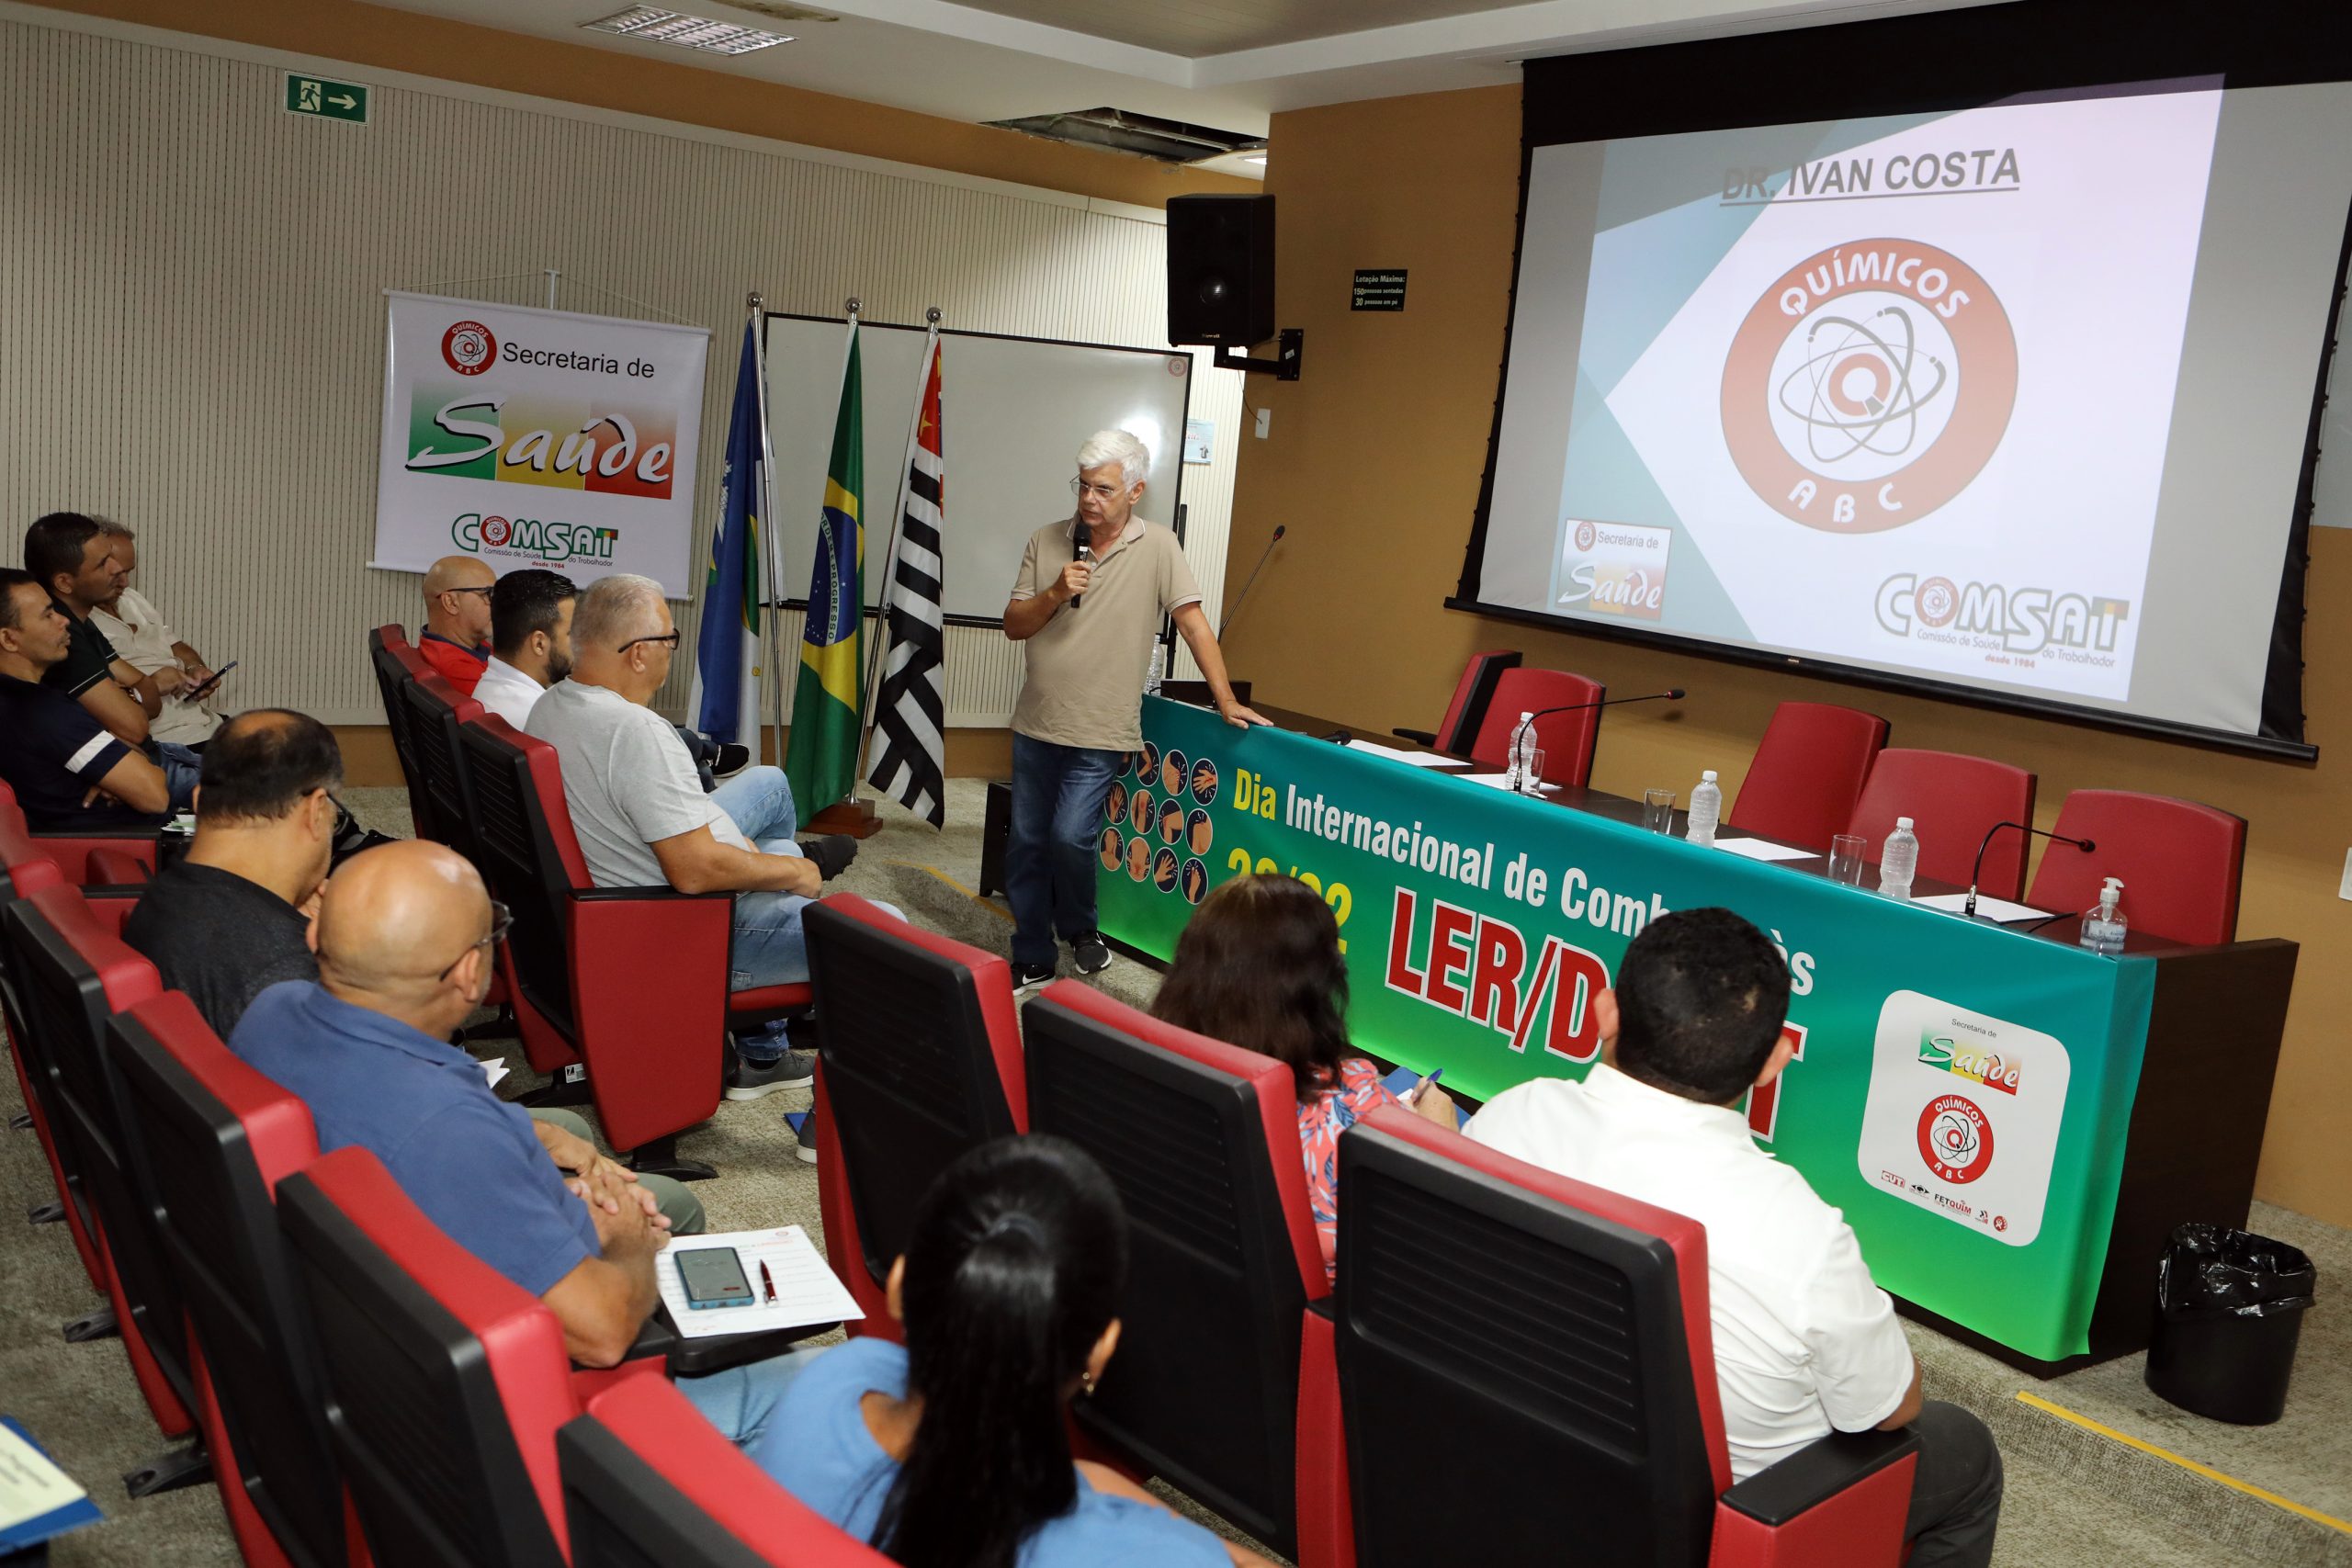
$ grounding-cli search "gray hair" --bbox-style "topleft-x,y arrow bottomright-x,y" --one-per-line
93,516 -> 134,540
1076,429 -> 1149,489
572,573 -> 669,651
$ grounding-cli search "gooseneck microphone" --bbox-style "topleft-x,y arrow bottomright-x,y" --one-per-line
1217,525 -> 1286,637
1965,823 -> 2094,919
1505,691 -> 1686,789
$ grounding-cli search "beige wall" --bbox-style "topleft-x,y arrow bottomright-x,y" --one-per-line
1225,85 -> 2352,1226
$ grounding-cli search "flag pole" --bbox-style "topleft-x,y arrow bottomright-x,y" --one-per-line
856,308 -> 941,787
746,291 -> 786,765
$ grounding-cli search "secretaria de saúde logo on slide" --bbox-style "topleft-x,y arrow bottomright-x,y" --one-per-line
1720,239 -> 2017,535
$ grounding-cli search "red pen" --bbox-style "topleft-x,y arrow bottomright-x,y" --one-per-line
759,1260 -> 777,1304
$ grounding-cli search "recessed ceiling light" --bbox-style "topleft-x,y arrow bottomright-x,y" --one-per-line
582,6 -> 793,54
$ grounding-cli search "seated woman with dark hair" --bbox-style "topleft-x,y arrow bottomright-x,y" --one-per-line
754,1136 -> 1269,1568
1150,874 -> 1456,1280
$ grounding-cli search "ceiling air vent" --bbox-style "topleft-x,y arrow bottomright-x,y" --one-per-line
582,6 -> 795,54
982,107 -> 1266,164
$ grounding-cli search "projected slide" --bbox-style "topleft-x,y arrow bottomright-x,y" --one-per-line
1536,90 -> 2221,702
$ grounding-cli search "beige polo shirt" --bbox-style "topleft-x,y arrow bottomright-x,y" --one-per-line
1008,515 -> 1202,751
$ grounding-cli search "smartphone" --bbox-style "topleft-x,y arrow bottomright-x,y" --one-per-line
677,1247 -> 756,1310
180,660 -> 238,702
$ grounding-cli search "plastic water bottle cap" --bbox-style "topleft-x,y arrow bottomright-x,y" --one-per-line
1895,817 -> 1914,830
1701,770 -> 1717,783
1520,711 -> 1534,721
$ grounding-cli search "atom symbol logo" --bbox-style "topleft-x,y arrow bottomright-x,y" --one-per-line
441,320 -> 496,376
1915,576 -> 1959,627
1574,519 -> 1597,552
1722,239 -> 2015,534
1775,306 -> 1950,467
1917,1093 -> 1995,1185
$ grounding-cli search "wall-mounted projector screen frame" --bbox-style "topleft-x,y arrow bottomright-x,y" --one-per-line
764,312 -> 1193,626
1452,0 -> 2352,761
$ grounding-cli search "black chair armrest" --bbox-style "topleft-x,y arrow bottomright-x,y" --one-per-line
1719,1427 -> 1922,1526
567,886 -> 735,905
1305,1297 -> 1335,1323
1390,728 -> 1438,746
651,1302 -> 842,1376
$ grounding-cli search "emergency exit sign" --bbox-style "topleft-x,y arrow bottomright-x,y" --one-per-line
284,73 -> 369,123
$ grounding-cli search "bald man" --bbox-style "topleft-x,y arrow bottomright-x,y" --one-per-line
417,554 -> 495,694
222,849 -> 835,1428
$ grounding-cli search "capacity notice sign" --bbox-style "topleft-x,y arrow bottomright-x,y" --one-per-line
373,292 -> 710,593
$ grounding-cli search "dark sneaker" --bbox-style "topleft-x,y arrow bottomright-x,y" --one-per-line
802,834 -> 858,881
1071,931 -> 1113,976
1012,961 -> 1057,994
725,1046 -> 816,1100
795,1112 -> 820,1165
713,742 -> 753,779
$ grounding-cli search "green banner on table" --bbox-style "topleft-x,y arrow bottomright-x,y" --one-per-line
1100,697 -> 2157,1362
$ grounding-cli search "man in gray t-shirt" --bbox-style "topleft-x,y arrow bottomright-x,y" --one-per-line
526,574 -> 885,1100
1000,430 -> 1265,990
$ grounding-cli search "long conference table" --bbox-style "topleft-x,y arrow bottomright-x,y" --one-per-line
1095,695 -> 2299,1373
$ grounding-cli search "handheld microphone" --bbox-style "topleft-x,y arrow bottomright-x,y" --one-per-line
1070,541 -> 1091,611
1965,823 -> 2094,919
1217,525 -> 1286,637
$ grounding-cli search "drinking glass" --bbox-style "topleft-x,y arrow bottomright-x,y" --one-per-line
1642,788 -> 1676,834
1519,750 -> 1547,795
1828,834 -> 1867,887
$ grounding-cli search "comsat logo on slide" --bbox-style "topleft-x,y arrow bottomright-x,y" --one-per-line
452,512 -> 619,567
1721,239 -> 2016,534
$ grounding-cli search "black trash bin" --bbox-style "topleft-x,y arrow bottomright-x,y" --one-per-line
2144,1223 -> 2317,1425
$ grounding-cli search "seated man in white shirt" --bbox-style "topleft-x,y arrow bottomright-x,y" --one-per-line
1464,908 -> 2002,1568
91,519 -> 220,747
472,568 -> 575,731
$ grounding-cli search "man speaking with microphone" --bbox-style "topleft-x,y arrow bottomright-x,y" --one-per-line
1001,429 -> 1267,990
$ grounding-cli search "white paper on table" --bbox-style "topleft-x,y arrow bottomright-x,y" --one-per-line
1712,836 -> 1816,863
658,1226 -> 864,1339
1911,893 -> 2055,924
1341,738 -> 1467,769
0,1422 -> 86,1534
1457,773 -> 1560,795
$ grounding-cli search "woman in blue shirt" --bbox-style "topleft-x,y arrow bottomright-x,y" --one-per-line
754,1136 -> 1267,1568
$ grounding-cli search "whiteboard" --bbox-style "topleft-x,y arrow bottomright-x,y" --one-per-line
764,315 -> 1193,621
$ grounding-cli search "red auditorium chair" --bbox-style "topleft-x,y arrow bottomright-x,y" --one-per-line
2027,789 -> 2245,944
1021,981 -> 1347,1568
367,625 -> 436,841
1466,667 -> 1605,789
460,714 -> 805,1179
108,992 -> 367,1568
802,893 -> 1024,1339
1,885 -> 214,1498
1392,649 -> 1522,756
560,1376 -> 896,1567
1726,702 -> 1890,853
1334,1108 -> 1918,1568
0,819 -> 111,1297
277,1145 -> 667,1568
1845,748 -> 2037,899
401,671 -> 487,865
0,775 -> 160,885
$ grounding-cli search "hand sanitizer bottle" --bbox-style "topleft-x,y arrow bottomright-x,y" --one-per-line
2081,877 -> 2128,954
1685,771 -> 1721,845
1879,818 -> 1918,898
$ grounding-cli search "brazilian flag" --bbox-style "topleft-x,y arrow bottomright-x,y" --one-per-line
786,322 -> 864,811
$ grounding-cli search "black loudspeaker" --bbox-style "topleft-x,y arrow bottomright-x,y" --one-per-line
1167,195 -> 1275,347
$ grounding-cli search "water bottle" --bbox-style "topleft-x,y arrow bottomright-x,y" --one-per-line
1685,771 -> 1721,845
2080,877 -> 2128,954
1879,817 -> 1918,898
1145,641 -> 1165,697
1504,713 -> 1536,792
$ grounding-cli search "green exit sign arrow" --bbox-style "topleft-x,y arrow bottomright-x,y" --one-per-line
284,73 -> 369,123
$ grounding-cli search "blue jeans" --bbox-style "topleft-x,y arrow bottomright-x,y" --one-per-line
1007,734 -> 1124,970
156,741 -> 202,813
714,767 -> 900,1064
673,1344 -> 828,1449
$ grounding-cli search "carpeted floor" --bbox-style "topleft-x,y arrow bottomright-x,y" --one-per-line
3,777 -> 2335,1565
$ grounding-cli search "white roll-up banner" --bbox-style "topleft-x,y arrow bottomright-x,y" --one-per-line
373,292 -> 710,594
